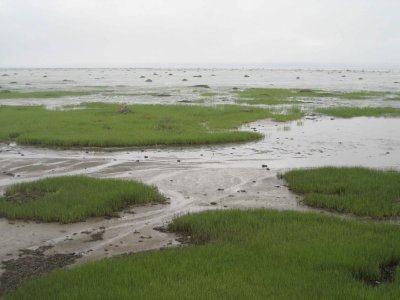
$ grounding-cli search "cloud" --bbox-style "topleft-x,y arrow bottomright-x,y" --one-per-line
0,0 -> 399,68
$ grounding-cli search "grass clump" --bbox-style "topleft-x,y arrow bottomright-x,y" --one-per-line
0,91 -> 95,99
0,176 -> 165,223
316,107 -> 400,118
6,209 -> 400,299
282,167 -> 400,218
0,103 -> 303,148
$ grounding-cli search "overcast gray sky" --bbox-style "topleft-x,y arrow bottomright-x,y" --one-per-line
1,0 -> 399,68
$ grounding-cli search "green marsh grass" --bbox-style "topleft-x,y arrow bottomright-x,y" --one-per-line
316,107 -> 400,118
200,92 -> 218,97
0,103 -> 303,148
0,91 -> 95,99
0,176 -> 165,223
6,209 -> 400,299
237,88 -> 393,105
282,167 -> 400,218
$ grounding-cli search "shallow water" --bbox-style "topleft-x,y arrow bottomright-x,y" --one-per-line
1,68 -> 400,109
1,68 -> 400,273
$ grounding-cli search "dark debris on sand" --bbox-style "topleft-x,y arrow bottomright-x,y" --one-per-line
0,245 -> 81,297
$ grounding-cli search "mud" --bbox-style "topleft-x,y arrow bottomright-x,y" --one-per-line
0,245 -> 80,297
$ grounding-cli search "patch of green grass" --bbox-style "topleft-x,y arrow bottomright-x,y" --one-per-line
0,176 -> 165,223
107,92 -> 171,97
0,91 -> 95,99
200,92 -> 218,97
236,88 -> 394,105
337,91 -> 387,100
0,103 -> 303,148
385,94 -> 400,101
282,167 -> 400,218
6,209 -> 400,299
316,107 -> 400,118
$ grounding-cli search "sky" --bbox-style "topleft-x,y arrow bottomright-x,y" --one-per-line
1,0 -> 400,68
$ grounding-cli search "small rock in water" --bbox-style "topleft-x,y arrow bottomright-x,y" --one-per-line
262,164 -> 268,168
217,188 -> 224,191
210,202 -> 217,205
145,79 -> 152,82
140,75 -> 145,78
244,74 -> 250,78
296,76 -> 300,79
182,78 -> 188,81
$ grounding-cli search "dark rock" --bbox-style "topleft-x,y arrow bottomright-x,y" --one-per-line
244,75 -> 250,77
182,78 -> 188,81
2,171 -> 15,177
145,79 -> 152,82
210,202 -> 217,205
189,85 -> 210,88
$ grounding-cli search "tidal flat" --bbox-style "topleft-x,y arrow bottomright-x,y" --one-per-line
1,68 -> 400,298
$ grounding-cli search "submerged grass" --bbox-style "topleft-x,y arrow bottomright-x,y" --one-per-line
316,107 -> 400,118
237,88 -> 394,105
0,103 -> 303,148
282,167 -> 400,218
0,91 -> 95,99
6,209 -> 400,299
0,176 -> 165,223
